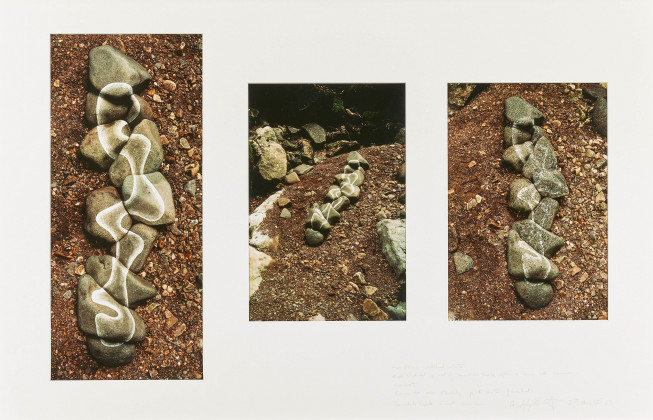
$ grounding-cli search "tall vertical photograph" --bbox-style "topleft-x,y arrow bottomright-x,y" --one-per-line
448,83 -> 607,320
248,84 -> 406,321
50,34 -> 203,379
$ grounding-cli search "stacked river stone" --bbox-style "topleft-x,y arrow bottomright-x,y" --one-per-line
305,151 -> 369,246
502,96 -> 569,309
77,45 -> 175,366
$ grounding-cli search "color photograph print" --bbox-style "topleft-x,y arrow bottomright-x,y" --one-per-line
447,83 -> 607,320
50,34 -> 203,379
248,84 -> 406,321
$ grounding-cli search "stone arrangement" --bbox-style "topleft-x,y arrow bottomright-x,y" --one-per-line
502,96 -> 569,309
304,151 -> 369,246
77,45 -> 175,366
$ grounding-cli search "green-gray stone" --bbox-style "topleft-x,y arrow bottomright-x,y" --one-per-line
515,280 -> 553,309
505,96 -> 545,125
533,168 -> 569,198
305,228 -> 324,246
528,197 -> 559,230
511,219 -> 563,258
453,252 -> 473,274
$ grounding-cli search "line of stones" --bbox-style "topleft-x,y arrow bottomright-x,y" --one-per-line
501,96 -> 569,309
75,45 -> 176,366
304,151 -> 370,246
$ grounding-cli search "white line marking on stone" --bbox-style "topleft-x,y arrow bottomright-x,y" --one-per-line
96,201 -> 129,241
124,174 -> 165,222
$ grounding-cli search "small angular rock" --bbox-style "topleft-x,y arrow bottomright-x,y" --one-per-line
515,280 -> 554,309
376,219 -> 406,277
453,252 -> 473,274
109,120 -> 163,186
293,164 -> 314,175
85,255 -> 157,308
339,182 -> 361,201
302,122 -> 326,144
522,137 -> 557,179
512,219 -> 563,258
503,125 -> 533,147
331,196 -> 350,212
89,45 -> 152,92
81,120 -> 131,169
86,337 -> 136,367
109,223 -> 158,272
528,197 -> 559,230
325,185 -> 342,201
506,230 -> 559,281
305,204 -> 331,232
347,151 -> 370,170
533,168 -> 569,198
387,301 -> 406,320
502,141 -> 534,172
508,178 -> 541,212
305,228 -> 324,246
504,96 -> 545,125
84,187 -> 132,243
319,203 -> 341,224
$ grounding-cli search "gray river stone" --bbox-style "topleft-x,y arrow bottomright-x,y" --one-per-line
306,204 -> 331,232
89,45 -> 152,92
340,182 -> 361,201
336,170 -> 364,187
100,82 -> 133,101
515,280 -> 554,309
127,95 -> 154,128
453,252 -> 474,274
512,219 -> 563,258
305,228 -> 324,246
522,137 -> 557,179
320,203 -> 341,225
109,120 -> 163,186
533,168 -> 569,198
258,141 -> 287,181
331,196 -> 350,212
109,223 -> 158,272
85,92 -> 129,126
326,185 -> 342,201
592,97 -> 607,137
81,120 -> 131,169
506,230 -> 559,281
532,126 -> 545,143
503,125 -> 533,147
502,141 -> 534,172
122,172 -> 175,225
85,255 -> 157,308
508,178 -> 541,212
86,336 -> 135,367
376,219 -> 406,277
303,122 -> 326,144
77,274 -> 146,342
513,116 -> 534,129
347,151 -> 370,170
528,197 -> 559,230
505,96 -> 545,125
293,164 -> 314,175
84,187 -> 132,243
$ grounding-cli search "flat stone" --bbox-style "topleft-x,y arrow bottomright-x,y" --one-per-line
81,120 -> 131,169
258,142 -> 287,181
305,228 -> 324,246
592,97 -> 607,137
523,137 -> 557,180
249,246 -> 273,297
502,141 -> 534,172
84,187 -> 132,243
280,208 -> 291,219
86,337 -> 135,367
122,172 -> 175,225
325,185 -> 342,201
515,280 -> 553,309
512,219 -> 563,258
506,230 -> 559,281
326,140 -> 359,157
77,274 -> 146,342
293,163 -> 314,175
109,223 -> 158,272
508,178 -> 541,212
505,96 -> 545,125
533,168 -> 569,198
305,204 -> 331,232
347,151 -> 370,170
331,196 -> 350,212
302,122 -> 326,144
85,255 -> 157,308
453,252 -> 473,274
109,120 -> 163,186
387,301 -> 406,320
376,219 -> 406,277
284,172 -> 300,184
184,179 -> 197,197
336,170 -> 364,187
528,197 -> 559,230
503,125 -> 533,147
319,203 -> 341,224
340,183 -> 361,201
89,45 -> 152,92
85,92 -> 129,126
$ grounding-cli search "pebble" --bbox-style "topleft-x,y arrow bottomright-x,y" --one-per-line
153,94 -> 162,102
278,198 -> 291,208
184,179 -> 197,197
280,208 -> 291,219
179,138 -> 190,149
163,80 -> 177,92
453,252 -> 474,274
364,286 -> 378,296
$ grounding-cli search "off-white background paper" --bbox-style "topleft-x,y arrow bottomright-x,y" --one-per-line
1,0 -> 652,418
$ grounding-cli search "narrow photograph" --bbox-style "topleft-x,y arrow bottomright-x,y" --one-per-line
249,84 -> 406,321
448,83 -> 607,320
51,34 -> 203,379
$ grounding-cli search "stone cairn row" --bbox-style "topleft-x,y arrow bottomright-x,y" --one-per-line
501,96 -> 569,309
76,45 -> 175,366
304,151 -> 369,246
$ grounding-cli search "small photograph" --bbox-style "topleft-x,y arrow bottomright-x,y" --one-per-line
51,34 -> 203,379
249,84 -> 406,321
448,83 -> 607,320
